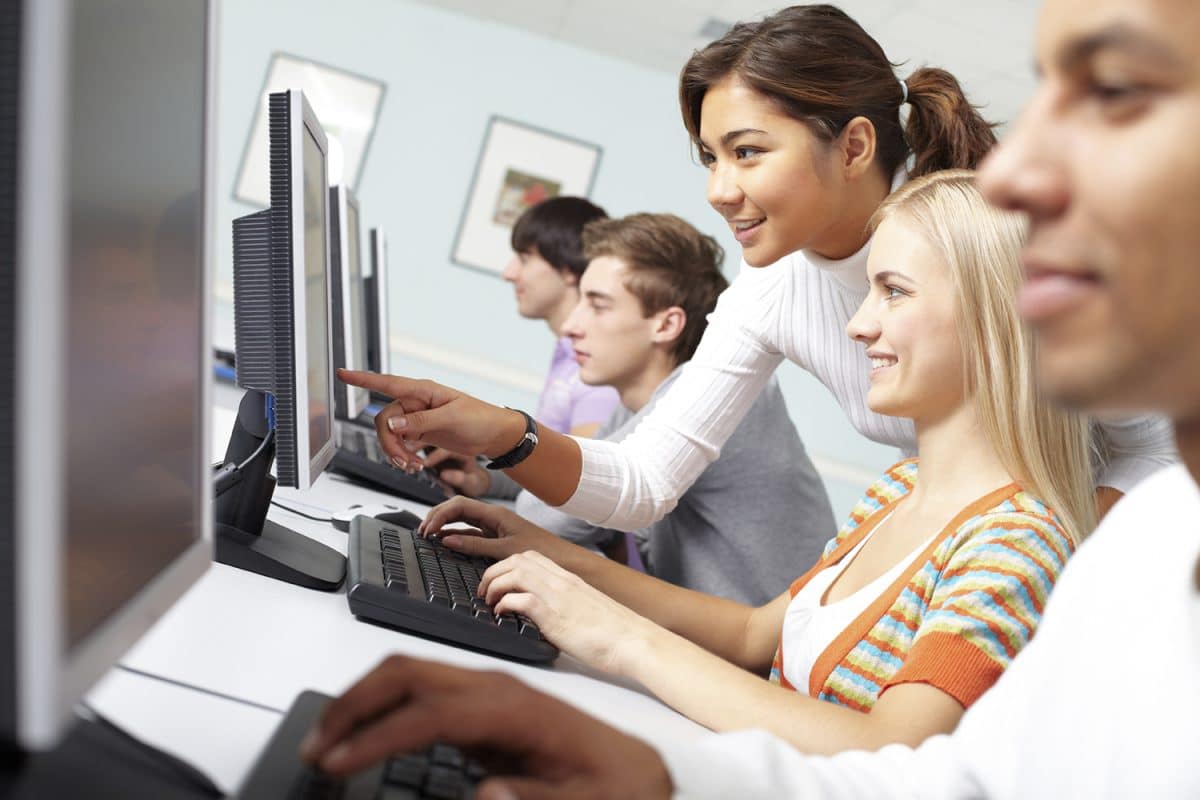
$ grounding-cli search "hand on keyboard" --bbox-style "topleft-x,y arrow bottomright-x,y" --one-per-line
420,496 -> 579,567
299,655 -> 672,799
477,550 -> 657,676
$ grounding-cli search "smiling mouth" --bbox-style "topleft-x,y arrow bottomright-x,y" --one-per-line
731,218 -> 765,242
869,356 -> 896,369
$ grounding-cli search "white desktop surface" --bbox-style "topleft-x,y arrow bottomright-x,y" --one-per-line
89,393 -> 708,792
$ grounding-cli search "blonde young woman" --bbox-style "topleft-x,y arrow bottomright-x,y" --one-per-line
412,171 -> 1095,754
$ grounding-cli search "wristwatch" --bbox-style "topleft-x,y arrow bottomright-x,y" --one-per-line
485,408 -> 539,470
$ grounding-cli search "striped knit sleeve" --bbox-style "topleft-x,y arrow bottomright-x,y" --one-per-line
880,510 -> 1073,708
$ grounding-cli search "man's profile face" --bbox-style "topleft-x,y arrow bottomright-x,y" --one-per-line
979,0 -> 1200,420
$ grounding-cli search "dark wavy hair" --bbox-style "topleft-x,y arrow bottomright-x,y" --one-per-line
680,4 -> 998,179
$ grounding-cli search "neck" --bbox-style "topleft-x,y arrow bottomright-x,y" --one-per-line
907,401 -> 1014,513
544,289 -> 579,337
809,168 -> 891,261
616,357 -> 676,413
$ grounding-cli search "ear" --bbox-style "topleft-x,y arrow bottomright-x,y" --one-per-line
650,306 -> 687,346
562,269 -> 579,288
838,116 -> 878,180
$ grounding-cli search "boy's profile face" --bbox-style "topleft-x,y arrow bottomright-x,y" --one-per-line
500,248 -> 577,322
562,255 -> 667,391
979,0 -> 1200,420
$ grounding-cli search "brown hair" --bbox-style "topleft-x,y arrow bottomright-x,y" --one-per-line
581,213 -> 728,365
680,4 -> 997,180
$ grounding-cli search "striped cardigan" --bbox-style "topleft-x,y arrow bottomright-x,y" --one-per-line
768,459 -> 1074,710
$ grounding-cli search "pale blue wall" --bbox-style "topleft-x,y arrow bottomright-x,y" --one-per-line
213,0 -> 898,521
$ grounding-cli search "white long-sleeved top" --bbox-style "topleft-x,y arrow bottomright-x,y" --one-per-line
562,244 -> 1177,530
658,462 -> 1200,799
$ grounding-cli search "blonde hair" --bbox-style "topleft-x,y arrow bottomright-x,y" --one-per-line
870,169 -> 1096,544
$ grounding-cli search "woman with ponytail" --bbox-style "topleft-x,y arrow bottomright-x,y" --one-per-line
344,5 -> 1173,549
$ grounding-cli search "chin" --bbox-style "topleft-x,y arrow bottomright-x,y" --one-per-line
864,390 -> 905,419
1037,357 -> 1138,413
741,240 -> 789,268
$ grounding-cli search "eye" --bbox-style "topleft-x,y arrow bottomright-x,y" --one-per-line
697,149 -> 716,168
733,146 -> 762,160
885,285 -> 906,300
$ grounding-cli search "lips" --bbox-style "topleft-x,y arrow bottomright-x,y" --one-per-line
865,350 -> 897,377
1018,260 -> 1102,323
730,218 -> 765,243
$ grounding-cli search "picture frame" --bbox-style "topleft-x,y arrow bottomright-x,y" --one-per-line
234,52 -> 386,207
451,116 -> 602,275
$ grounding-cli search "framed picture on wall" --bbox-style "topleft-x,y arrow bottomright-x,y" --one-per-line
451,116 -> 602,275
234,53 -> 386,207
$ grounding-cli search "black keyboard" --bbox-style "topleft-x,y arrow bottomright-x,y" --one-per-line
330,424 -> 454,507
346,516 -> 558,664
236,690 -> 489,800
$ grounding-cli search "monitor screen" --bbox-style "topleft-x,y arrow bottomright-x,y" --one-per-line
62,0 -> 206,650
302,121 -> 332,463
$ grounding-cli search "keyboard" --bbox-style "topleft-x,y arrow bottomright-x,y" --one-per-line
330,423 -> 454,507
236,690 -> 489,799
346,516 -> 558,664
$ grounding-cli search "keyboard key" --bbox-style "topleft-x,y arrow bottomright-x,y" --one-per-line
496,617 -> 519,634
375,786 -> 420,800
519,622 -> 542,640
429,745 -> 465,769
288,766 -> 344,800
424,766 -> 468,799
385,755 -> 428,788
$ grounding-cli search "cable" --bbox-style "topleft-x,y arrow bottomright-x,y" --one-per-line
115,664 -> 287,715
269,500 -> 332,523
236,427 -> 274,472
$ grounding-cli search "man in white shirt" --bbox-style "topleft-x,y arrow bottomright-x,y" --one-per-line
302,0 -> 1200,796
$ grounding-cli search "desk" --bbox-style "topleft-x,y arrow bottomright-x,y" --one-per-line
85,398 -> 709,794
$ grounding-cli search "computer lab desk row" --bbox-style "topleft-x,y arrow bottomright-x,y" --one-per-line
83,403 -> 708,795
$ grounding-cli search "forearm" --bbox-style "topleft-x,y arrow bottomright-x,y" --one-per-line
496,425 -> 582,507
556,546 -> 767,669
621,625 -> 899,757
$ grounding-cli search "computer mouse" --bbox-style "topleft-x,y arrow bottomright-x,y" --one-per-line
330,504 -> 424,533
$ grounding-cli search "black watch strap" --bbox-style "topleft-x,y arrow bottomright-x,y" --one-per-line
485,408 -> 539,470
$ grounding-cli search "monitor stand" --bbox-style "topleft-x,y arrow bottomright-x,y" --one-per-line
213,390 -> 345,591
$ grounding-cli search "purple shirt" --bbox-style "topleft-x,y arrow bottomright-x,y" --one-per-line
535,337 -> 620,435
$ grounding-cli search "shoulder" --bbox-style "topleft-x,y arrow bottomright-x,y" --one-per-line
823,460 -> 918,556
940,489 -> 1075,578
712,253 -> 805,320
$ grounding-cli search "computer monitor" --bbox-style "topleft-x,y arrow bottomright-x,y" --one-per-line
365,227 -> 391,376
215,88 -> 345,591
0,0 -> 213,752
329,185 -> 369,420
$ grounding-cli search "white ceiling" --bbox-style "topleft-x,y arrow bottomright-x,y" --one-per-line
409,0 -> 1044,129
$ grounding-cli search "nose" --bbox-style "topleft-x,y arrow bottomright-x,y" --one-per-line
846,294 -> 880,345
501,254 -> 520,283
707,161 -> 744,212
562,300 -> 586,340
978,88 -> 1069,221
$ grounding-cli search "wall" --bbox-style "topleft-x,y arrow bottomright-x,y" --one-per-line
214,0 -> 898,520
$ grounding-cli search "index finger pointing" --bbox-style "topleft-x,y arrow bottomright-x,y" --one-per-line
337,368 -> 419,399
